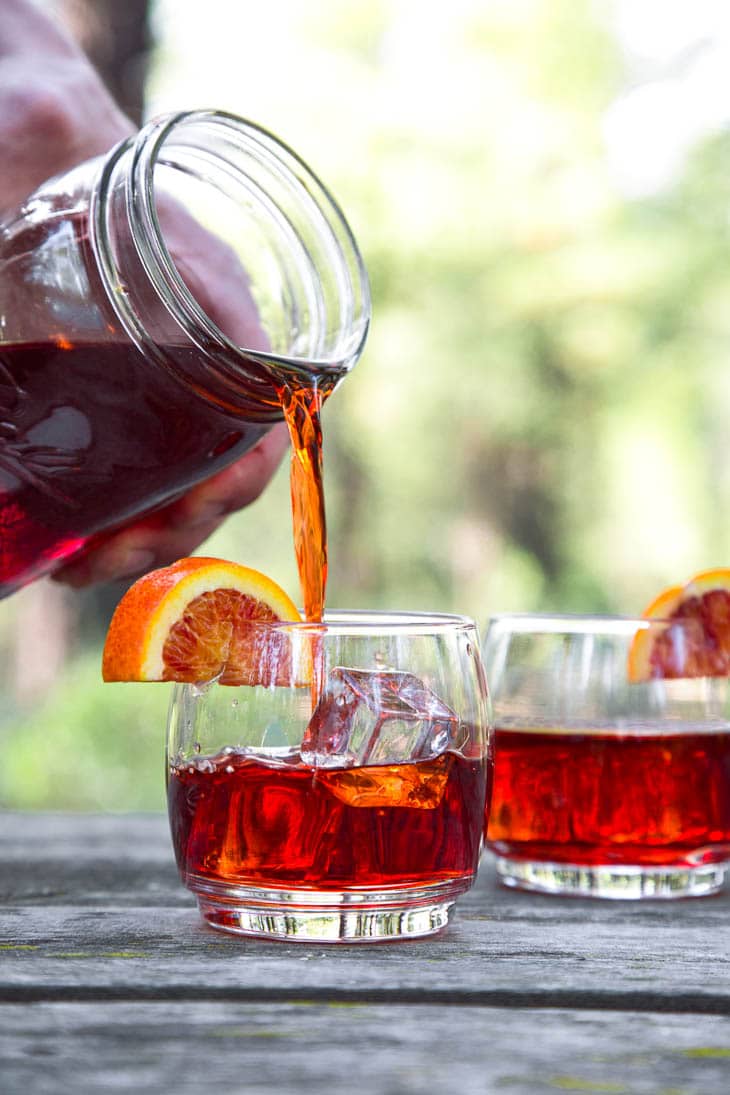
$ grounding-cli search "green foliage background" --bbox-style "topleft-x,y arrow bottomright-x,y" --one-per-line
3,0 -> 730,809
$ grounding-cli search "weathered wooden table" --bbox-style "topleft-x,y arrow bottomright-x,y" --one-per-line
1,813 -> 729,1093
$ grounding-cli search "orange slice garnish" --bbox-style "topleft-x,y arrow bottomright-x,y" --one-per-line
102,556 -> 301,686
628,567 -> 730,681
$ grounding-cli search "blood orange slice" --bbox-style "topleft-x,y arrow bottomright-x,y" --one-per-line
101,556 -> 301,685
628,567 -> 730,681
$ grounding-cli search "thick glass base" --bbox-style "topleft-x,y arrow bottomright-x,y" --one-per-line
495,856 -> 728,899
190,875 -> 472,942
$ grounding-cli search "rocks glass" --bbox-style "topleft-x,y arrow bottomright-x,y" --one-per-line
167,611 -> 491,941
484,614 -> 730,899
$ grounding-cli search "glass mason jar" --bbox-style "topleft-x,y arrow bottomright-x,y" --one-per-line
0,109 -> 370,596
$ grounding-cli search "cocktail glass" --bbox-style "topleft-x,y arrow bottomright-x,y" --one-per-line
167,611 -> 491,942
483,614 -> 730,899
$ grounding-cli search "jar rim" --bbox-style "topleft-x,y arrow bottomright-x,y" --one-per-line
92,109 -> 370,395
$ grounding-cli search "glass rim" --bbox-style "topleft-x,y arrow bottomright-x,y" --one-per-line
486,612 -> 686,636
136,108 -> 370,371
234,609 -> 479,636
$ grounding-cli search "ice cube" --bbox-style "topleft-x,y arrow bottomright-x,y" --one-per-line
319,754 -> 453,809
300,667 -> 461,769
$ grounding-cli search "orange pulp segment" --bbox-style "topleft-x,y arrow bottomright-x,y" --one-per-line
628,567 -> 730,681
101,556 -> 302,685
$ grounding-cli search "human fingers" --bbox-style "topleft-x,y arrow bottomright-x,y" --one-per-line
52,424 -> 290,587
160,423 -> 290,529
52,514 -> 225,589
156,196 -> 270,351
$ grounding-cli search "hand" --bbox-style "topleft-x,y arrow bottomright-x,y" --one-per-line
0,0 -> 133,218
53,423 -> 290,587
0,0 -> 289,587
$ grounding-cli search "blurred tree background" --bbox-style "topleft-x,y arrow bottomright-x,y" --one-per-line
3,0 -> 730,809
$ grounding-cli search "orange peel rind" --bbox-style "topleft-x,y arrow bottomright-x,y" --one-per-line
628,567 -> 730,682
102,556 -> 304,686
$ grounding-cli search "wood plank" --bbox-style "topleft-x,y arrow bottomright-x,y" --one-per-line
1,910 -> 728,1012
2,1001 -> 730,1095
2,814 -> 729,1009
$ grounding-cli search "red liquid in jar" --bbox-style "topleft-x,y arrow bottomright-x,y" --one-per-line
0,339 -> 332,599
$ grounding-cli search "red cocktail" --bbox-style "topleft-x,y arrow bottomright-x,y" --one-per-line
169,749 -> 485,891
487,726 -> 730,870
483,614 -> 730,898
165,615 -> 491,941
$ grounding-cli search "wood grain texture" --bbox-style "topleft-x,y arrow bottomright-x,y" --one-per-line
2,814 -> 729,1093
2,1002 -> 730,1095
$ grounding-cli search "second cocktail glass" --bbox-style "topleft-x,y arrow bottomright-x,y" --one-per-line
167,611 -> 491,942
484,614 -> 730,899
